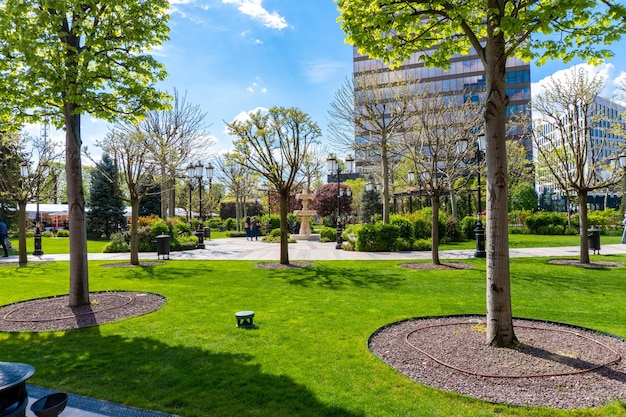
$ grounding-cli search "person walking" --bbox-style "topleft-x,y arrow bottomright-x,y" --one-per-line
244,216 -> 251,240
0,219 -> 8,257
251,217 -> 260,240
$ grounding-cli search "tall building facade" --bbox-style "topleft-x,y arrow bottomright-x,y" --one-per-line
352,46 -> 532,160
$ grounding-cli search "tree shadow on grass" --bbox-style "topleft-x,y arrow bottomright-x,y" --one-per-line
1,328 -> 363,417
266,264 -> 406,290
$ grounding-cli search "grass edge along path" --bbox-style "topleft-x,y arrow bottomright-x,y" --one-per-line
0,258 -> 624,417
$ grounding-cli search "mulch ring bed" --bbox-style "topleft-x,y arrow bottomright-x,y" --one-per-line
547,259 -> 623,268
254,261 -> 315,269
0,291 -> 166,332
398,262 -> 474,271
369,316 -> 626,409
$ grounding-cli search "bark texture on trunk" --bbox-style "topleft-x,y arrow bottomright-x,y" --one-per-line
484,27 -> 516,347
279,190 -> 290,265
578,192 -> 590,264
431,195 -> 441,265
130,200 -> 140,266
66,110 -> 90,307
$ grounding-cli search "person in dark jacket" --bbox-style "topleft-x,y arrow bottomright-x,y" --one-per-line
0,220 -> 8,257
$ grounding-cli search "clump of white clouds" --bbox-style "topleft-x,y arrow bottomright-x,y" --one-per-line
246,77 -> 268,94
532,63 -> 626,100
222,0 -> 288,30
226,107 -> 269,127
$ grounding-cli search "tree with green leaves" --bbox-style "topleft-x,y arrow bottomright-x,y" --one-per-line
227,107 -> 321,265
87,153 -> 127,239
337,0 -> 626,347
0,0 -> 170,306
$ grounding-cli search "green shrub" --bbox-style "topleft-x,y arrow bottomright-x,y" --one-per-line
173,235 -> 198,250
524,212 -> 566,234
460,216 -> 477,240
412,217 -> 430,240
207,218 -> 222,229
151,221 -> 170,238
224,218 -> 237,231
445,216 -> 462,242
355,223 -> 400,252
319,226 -> 337,242
395,237 -> 413,251
412,239 -> 432,251
56,229 -> 70,237
390,215 -> 414,240
103,233 -> 130,253
173,222 -> 192,237
42,231 -> 54,237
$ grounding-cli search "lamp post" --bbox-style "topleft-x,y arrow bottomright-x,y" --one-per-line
187,161 -> 213,249
459,133 -> 486,258
206,162 -> 214,240
327,154 -> 354,249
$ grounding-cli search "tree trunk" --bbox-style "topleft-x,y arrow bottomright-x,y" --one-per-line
578,191 -> 590,264
279,189 -> 290,265
382,146 -> 390,224
169,178 -> 176,218
65,109 -> 90,307
18,201 -> 27,267
431,194 -> 441,265
130,199 -> 140,266
483,25 -> 516,347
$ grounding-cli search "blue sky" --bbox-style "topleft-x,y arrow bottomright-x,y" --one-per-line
37,1 -> 626,162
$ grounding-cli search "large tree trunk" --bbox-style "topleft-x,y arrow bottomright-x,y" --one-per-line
18,201 -> 27,267
578,191 -> 590,264
431,194 -> 441,265
279,189 -> 290,265
483,26 -> 516,347
130,199 -> 140,266
65,109 -> 90,307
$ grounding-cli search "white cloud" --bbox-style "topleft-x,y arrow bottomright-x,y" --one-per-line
226,107 -> 269,127
222,0 -> 288,30
531,63 -> 625,100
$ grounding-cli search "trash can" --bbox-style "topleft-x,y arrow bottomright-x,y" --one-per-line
203,226 -> 211,240
587,228 -> 600,254
156,234 -> 170,260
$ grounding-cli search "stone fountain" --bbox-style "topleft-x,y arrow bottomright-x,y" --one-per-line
292,193 -> 320,241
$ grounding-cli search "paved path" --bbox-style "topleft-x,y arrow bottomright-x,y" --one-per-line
3,238 -> 625,263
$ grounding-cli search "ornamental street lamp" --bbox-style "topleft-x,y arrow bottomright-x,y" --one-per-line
459,133 -> 486,258
327,154 -> 354,249
187,161 -> 213,249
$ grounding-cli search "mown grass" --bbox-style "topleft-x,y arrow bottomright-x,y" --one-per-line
0,256 -> 625,416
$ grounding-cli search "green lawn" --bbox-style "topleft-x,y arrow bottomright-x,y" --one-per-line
0,257 -> 625,416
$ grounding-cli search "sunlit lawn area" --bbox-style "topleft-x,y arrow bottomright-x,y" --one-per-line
1,257 -> 625,416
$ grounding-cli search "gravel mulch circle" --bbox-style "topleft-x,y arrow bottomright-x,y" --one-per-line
547,259 -> 623,268
0,291 -> 166,332
369,316 -> 626,409
398,262 -> 474,271
254,261 -> 315,269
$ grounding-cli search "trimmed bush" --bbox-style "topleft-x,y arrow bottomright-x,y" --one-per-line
319,226 -> 337,242
524,212 -> 566,235
460,216 -> 478,240
103,233 -> 130,253
56,229 -> 70,237
355,223 -> 400,252
412,239 -> 432,251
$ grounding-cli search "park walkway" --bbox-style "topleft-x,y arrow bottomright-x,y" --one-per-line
3,237 -> 625,263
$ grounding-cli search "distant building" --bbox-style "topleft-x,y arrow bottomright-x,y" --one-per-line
534,96 -> 626,211
352,46 -> 532,170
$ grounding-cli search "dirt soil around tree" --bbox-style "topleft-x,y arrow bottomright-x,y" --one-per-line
0,291 -> 166,332
369,316 -> 626,409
